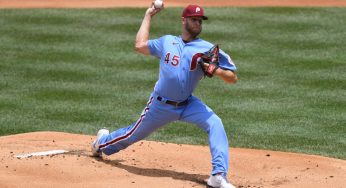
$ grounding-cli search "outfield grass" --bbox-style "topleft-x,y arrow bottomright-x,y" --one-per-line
0,7 -> 345,159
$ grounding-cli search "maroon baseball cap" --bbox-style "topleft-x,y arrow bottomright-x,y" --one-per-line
182,5 -> 208,20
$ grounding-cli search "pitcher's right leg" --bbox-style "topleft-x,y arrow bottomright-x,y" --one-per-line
96,96 -> 180,155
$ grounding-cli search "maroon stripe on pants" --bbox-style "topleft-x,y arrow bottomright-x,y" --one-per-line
99,97 -> 153,149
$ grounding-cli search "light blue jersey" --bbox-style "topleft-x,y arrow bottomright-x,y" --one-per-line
97,35 -> 237,176
149,35 -> 236,101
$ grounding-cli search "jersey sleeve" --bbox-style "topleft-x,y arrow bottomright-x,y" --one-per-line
219,50 -> 237,72
148,36 -> 164,58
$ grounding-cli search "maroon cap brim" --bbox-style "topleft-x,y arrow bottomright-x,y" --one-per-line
185,15 -> 208,20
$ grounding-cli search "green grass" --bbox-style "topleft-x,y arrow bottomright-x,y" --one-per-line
0,7 -> 345,159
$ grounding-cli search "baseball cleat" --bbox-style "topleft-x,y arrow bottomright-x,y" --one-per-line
91,128 -> 109,157
207,174 -> 236,188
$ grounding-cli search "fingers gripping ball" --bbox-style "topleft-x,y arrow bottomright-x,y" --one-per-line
198,44 -> 220,78
154,0 -> 163,9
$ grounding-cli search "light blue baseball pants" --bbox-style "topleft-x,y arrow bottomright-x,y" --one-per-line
98,92 -> 230,175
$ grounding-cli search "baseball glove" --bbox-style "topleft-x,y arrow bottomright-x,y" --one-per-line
198,44 -> 220,78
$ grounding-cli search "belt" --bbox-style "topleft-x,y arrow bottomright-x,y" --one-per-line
157,96 -> 188,107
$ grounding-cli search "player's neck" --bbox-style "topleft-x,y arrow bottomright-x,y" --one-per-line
181,32 -> 198,42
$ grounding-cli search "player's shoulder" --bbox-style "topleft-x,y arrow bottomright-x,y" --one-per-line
154,35 -> 177,43
197,38 -> 212,45
158,35 -> 183,46
197,38 -> 230,54
188,38 -> 214,52
193,38 -> 214,48
160,34 -> 178,40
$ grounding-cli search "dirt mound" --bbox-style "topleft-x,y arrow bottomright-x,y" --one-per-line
0,132 -> 345,188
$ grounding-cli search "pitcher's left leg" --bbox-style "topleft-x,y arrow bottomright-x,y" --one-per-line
180,96 -> 229,175
207,115 -> 229,175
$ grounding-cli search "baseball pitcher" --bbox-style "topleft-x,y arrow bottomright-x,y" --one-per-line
91,3 -> 238,188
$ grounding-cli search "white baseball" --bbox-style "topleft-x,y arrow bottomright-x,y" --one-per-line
154,0 -> 163,9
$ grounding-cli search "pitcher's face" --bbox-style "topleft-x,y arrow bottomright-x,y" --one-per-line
184,17 -> 203,38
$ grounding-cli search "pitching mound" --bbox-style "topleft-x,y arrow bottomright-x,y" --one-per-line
0,132 -> 345,188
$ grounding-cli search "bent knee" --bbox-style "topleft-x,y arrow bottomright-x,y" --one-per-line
204,115 -> 224,132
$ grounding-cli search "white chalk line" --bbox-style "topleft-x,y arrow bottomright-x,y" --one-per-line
15,150 -> 69,159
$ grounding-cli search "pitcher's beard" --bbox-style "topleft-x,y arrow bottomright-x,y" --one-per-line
185,24 -> 202,39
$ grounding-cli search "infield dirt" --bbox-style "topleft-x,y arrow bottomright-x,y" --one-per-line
0,0 -> 346,187
0,132 -> 345,188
